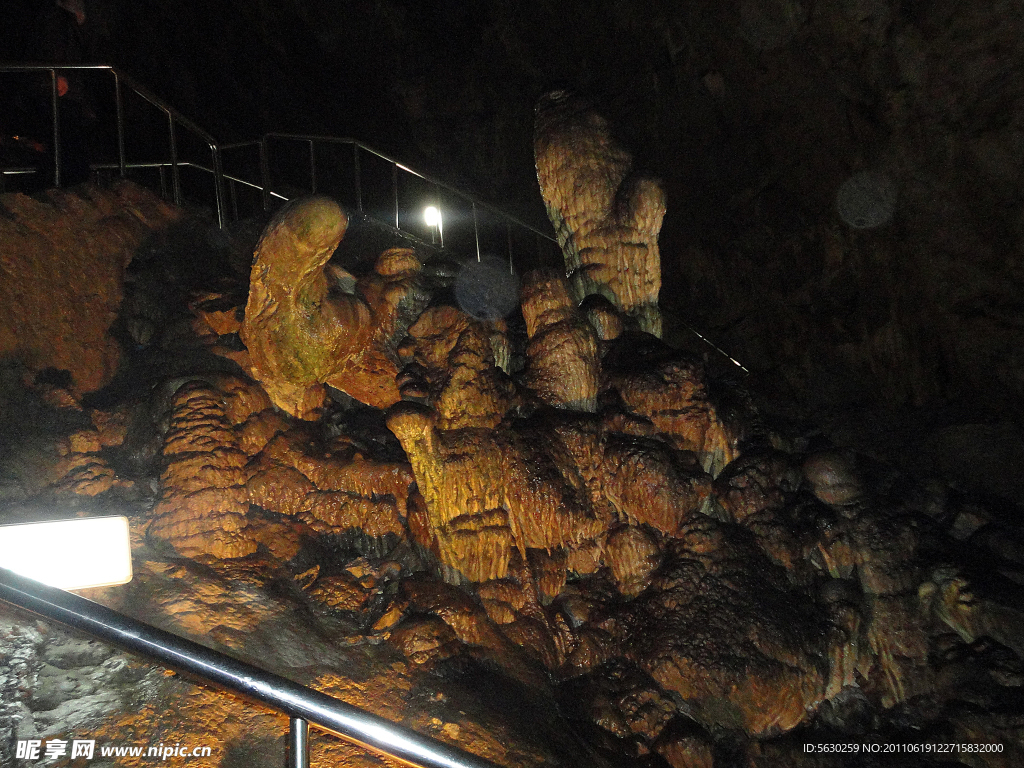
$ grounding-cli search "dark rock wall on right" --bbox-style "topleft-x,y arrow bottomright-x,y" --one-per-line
651,1 -> 1024,428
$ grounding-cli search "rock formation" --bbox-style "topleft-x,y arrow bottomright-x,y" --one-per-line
240,197 -> 428,418
0,182 -> 181,394
535,90 -> 666,337
521,270 -> 600,412
3,106 -> 1024,766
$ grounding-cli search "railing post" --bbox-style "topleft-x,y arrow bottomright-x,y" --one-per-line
435,183 -> 444,249
114,71 -> 126,178
167,111 -> 181,206
392,161 -> 399,230
507,222 -> 514,274
309,139 -> 317,194
353,143 -> 363,213
288,717 -> 309,768
259,137 -> 271,213
50,69 -> 61,187
472,201 -> 481,262
211,144 -> 226,229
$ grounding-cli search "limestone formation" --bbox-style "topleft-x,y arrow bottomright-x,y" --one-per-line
5,114 -> 1024,768
387,399 -> 606,583
535,90 -> 666,336
605,351 -> 740,477
521,270 -> 600,412
615,520 -> 833,735
395,306 -> 516,430
0,182 -> 181,393
245,423 -> 412,543
147,379 -> 258,560
241,197 -> 428,417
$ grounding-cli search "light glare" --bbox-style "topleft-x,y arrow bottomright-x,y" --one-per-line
423,205 -> 442,228
0,516 -> 133,590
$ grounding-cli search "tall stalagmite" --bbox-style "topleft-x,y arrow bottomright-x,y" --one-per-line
535,91 -> 666,336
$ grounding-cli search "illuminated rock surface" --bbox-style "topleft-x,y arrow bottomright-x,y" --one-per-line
534,91 -> 666,337
241,198 -> 428,417
0,182 -> 181,394
2,147 -> 1023,768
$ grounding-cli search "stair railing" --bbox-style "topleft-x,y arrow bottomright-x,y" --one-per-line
0,63 -> 747,371
0,64 -> 559,269
0,566 -> 501,768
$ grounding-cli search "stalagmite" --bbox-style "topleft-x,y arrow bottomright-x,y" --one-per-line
535,90 -> 665,336
521,270 -> 600,412
147,379 -> 258,559
241,197 -> 428,417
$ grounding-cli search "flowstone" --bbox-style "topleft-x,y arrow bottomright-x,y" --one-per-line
3,94 -> 1024,765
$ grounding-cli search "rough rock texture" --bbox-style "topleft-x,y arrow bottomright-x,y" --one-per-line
147,378 -> 259,560
521,270 -> 600,412
245,419 -> 413,544
604,344 -> 741,477
0,182 -> 181,393
535,91 -> 666,337
3,79 -> 1024,766
241,197 -> 428,417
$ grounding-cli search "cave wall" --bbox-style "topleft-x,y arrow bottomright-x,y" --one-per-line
372,0 -> 1024,424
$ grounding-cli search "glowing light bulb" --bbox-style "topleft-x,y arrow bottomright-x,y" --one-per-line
423,205 -> 442,228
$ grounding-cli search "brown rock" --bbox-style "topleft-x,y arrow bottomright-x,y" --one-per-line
388,401 -> 605,583
604,435 -> 711,535
398,306 -> 514,430
391,616 -> 464,667
241,197 -> 427,417
714,450 -> 800,523
653,718 -> 714,768
51,453 -> 121,496
306,572 -> 373,612
803,451 -> 864,507
521,270 -> 601,412
148,380 -> 257,559
535,91 -> 666,336
605,526 -> 662,598
607,354 -> 739,477
617,525 -> 832,735
0,182 -> 181,393
245,424 -> 413,543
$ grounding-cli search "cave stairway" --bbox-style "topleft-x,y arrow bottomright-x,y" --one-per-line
0,63 -> 562,274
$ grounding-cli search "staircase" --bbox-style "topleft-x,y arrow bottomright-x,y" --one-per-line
0,64 -> 561,273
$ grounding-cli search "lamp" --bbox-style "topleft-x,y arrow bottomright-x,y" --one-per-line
0,516 -> 133,590
423,205 -> 442,244
423,205 -> 442,228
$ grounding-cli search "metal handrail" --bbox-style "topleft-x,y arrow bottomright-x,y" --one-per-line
0,62 -> 748,371
0,566 -> 501,768
0,64 -> 224,222
261,133 -> 556,244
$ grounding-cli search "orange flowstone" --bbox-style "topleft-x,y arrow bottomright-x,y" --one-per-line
0,182 -> 181,393
241,197 -> 427,417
